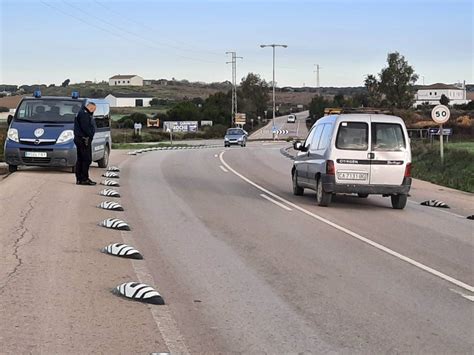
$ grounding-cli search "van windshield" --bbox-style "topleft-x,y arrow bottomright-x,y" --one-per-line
15,99 -> 82,123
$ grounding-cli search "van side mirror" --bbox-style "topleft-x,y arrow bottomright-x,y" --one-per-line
7,114 -> 13,126
293,141 -> 302,150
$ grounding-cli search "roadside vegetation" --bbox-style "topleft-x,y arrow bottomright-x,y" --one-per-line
0,122 -> 6,162
411,140 -> 474,193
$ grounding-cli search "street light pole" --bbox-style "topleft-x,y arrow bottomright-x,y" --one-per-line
260,43 -> 287,139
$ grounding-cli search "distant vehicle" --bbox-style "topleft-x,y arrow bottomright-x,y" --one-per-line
292,109 -> 412,209
4,91 -> 111,173
224,128 -> 247,147
287,114 -> 296,123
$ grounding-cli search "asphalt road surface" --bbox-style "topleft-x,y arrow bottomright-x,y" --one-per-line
250,111 -> 309,140
1,142 -> 473,353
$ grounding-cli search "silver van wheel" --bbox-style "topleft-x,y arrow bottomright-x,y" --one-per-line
391,194 -> 407,209
316,177 -> 331,207
292,173 -> 304,196
97,146 -> 109,168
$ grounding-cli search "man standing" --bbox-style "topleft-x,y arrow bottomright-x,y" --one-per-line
74,102 -> 96,185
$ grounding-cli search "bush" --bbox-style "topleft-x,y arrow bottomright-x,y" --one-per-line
0,106 -> 9,113
0,123 -> 7,161
122,118 -> 134,129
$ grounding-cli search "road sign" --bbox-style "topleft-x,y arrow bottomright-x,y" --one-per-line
235,113 -> 246,125
429,128 -> 452,136
431,105 -> 450,124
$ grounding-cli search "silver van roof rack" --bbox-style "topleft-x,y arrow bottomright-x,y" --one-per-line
334,107 -> 394,115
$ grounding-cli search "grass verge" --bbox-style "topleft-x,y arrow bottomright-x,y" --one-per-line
411,141 -> 474,193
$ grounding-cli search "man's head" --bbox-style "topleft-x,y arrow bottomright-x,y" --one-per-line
85,102 -> 96,113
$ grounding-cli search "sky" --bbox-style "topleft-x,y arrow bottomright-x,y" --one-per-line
0,0 -> 473,87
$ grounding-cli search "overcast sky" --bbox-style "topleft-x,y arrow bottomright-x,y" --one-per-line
1,0 -> 472,87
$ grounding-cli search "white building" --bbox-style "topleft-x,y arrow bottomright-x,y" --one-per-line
414,82 -> 469,107
108,75 -> 143,86
105,93 -> 154,107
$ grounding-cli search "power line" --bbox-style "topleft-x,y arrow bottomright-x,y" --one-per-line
40,1 -> 221,64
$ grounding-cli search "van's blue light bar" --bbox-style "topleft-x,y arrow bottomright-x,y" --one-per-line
33,90 -> 41,98
71,91 -> 80,99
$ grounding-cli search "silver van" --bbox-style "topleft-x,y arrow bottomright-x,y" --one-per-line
292,110 -> 412,209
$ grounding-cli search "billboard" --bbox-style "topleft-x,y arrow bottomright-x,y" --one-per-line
201,120 -> 213,127
147,118 -> 160,128
235,113 -> 246,125
164,121 -> 198,132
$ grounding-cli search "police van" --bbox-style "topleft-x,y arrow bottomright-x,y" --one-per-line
4,91 -> 111,173
292,109 -> 412,209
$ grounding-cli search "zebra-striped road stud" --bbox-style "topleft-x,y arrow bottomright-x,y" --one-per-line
102,172 -> 120,178
128,151 -> 137,155
467,215 -> 474,220
99,188 -> 120,198
99,218 -> 131,231
112,282 -> 165,305
420,200 -> 450,208
98,201 -> 124,211
101,179 -> 120,187
101,243 -> 143,259
107,166 -> 120,172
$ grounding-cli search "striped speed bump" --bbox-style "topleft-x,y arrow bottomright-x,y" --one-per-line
102,172 -> 120,178
99,218 -> 131,231
107,166 -> 120,172
101,179 -> 120,187
101,243 -> 143,259
128,151 -> 137,155
98,201 -> 124,211
99,189 -> 120,198
112,282 -> 164,305
420,200 -> 450,208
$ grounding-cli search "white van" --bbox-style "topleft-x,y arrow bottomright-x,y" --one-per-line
287,114 -> 296,123
292,111 -> 412,209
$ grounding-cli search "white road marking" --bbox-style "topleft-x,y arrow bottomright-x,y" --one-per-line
450,288 -> 474,302
408,200 -> 466,219
219,150 -> 474,294
219,165 -> 229,173
260,194 -> 292,211
120,233 -> 189,354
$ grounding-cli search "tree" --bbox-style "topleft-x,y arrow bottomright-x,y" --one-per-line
440,94 -> 450,106
364,74 -> 382,107
61,79 -> 70,87
365,52 -> 418,108
333,92 -> 345,107
308,95 -> 330,125
238,73 -> 269,120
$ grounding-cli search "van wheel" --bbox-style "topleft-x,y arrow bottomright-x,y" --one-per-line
316,177 -> 332,206
8,165 -> 17,173
391,194 -> 407,209
358,193 -> 369,198
97,146 -> 109,168
292,173 -> 304,196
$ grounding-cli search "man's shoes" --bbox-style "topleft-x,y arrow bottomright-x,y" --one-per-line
76,180 -> 81,185
77,179 -> 97,186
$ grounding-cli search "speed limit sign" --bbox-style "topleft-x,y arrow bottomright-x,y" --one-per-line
431,105 -> 450,124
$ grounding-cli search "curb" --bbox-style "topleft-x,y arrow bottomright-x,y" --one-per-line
0,163 -> 8,175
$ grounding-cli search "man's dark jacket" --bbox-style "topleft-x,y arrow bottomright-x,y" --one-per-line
74,106 -> 96,140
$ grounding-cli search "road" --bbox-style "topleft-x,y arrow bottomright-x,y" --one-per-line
0,142 -> 473,353
250,111 -> 309,140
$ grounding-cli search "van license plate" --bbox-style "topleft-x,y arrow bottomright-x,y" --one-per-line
25,152 -> 47,158
337,172 -> 367,180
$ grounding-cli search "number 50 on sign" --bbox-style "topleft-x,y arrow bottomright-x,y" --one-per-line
431,105 -> 450,124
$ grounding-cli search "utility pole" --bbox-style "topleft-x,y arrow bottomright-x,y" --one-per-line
260,44 -> 288,139
314,64 -> 322,93
226,51 -> 242,127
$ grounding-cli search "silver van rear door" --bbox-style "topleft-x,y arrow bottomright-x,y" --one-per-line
369,121 -> 408,185
333,121 -> 371,185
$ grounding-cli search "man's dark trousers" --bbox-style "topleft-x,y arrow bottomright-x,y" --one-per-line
75,138 -> 92,182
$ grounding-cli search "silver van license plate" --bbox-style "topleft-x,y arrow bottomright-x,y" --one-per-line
337,172 -> 367,180
25,152 -> 47,158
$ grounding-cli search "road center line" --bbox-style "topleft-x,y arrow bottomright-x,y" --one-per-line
219,150 -> 474,294
260,194 -> 292,211
219,165 -> 229,173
